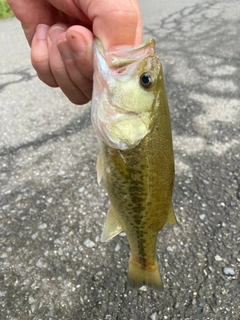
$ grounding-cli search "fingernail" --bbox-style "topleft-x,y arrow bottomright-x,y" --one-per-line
36,24 -> 48,40
49,26 -> 66,44
69,33 -> 87,57
57,39 -> 73,60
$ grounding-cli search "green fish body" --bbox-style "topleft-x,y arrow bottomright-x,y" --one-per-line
92,38 -> 177,290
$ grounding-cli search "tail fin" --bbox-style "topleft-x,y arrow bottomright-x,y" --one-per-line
127,257 -> 163,291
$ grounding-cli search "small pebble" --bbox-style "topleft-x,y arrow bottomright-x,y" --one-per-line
214,254 -> 222,261
139,286 -> 147,291
150,312 -> 158,320
114,244 -> 120,252
28,295 -> 35,304
199,214 -> 206,220
84,239 -> 95,248
38,223 -> 47,229
58,248 -> 63,255
47,197 -> 53,203
223,267 -> 235,276
119,232 -> 126,237
31,233 -> 38,240
93,271 -> 103,281
36,259 -> 45,268
23,279 -> 30,286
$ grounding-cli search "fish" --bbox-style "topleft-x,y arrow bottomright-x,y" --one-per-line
91,38 -> 178,290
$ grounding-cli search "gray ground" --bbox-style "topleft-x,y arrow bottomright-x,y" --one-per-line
0,0 -> 239,319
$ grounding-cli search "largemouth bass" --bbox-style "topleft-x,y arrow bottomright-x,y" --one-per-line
92,38 -> 178,290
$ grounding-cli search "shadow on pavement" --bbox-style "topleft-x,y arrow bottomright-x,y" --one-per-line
0,67 -> 36,91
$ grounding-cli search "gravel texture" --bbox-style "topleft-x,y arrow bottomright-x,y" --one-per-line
0,1 -> 239,319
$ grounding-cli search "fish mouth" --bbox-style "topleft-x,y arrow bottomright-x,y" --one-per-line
93,38 -> 156,70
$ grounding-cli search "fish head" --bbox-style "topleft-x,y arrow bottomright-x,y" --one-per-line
92,38 -> 163,150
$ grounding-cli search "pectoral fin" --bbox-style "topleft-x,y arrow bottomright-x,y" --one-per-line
97,154 -> 103,184
101,206 -> 123,242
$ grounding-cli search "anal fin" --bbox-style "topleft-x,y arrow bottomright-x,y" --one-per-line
101,206 -> 123,242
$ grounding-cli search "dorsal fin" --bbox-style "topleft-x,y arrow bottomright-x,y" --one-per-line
101,206 -> 123,242
165,205 -> 180,226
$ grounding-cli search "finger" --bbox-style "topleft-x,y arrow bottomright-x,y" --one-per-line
31,24 -> 58,87
131,0 -> 142,45
48,25 -> 89,104
78,0 -> 142,49
66,26 -> 94,81
7,0 -> 61,45
57,37 -> 93,100
47,0 -> 91,25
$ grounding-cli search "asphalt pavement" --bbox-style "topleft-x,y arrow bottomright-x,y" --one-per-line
0,0 -> 239,319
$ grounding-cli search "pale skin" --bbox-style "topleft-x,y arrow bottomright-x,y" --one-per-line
7,0 -> 142,104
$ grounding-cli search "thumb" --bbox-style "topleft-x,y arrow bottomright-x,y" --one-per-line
78,0 -> 142,50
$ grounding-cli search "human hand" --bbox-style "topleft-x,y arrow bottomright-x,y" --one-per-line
7,0 -> 142,104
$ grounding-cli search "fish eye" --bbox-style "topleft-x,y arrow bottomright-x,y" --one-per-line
140,72 -> 153,89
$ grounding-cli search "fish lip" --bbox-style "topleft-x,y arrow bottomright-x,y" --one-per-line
108,38 -> 156,55
93,38 -> 156,70
94,38 -> 156,54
